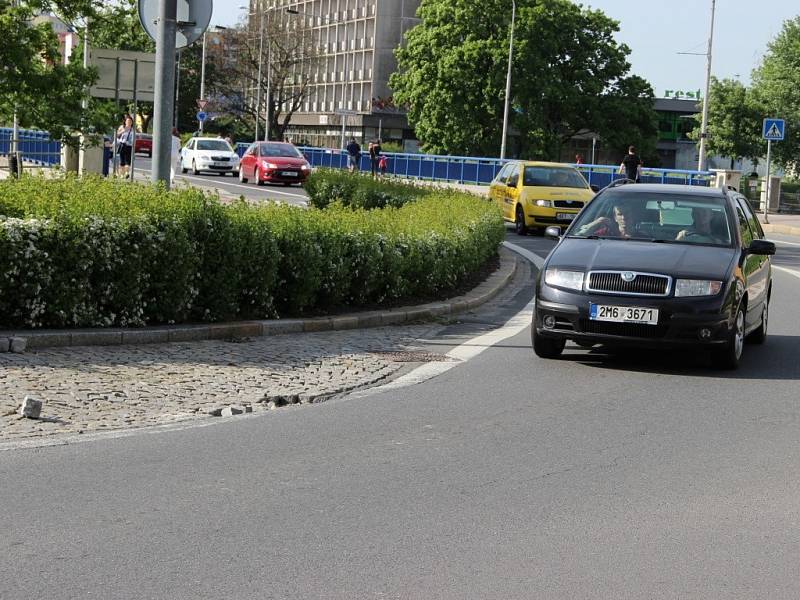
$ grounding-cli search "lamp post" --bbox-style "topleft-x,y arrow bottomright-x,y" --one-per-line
500,0 -> 516,160
199,25 -> 227,134
697,0 -> 716,171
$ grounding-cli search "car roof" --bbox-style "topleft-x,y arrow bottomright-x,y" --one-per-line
607,183 -> 727,197
193,137 -> 228,142
511,161 -> 578,169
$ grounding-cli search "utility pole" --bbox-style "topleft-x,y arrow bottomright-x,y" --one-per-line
152,0 -> 177,186
199,32 -> 207,133
697,0 -> 716,171
500,0 -> 515,160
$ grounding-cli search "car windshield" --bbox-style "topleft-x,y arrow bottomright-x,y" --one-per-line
258,143 -> 302,158
196,140 -> 232,152
524,166 -> 588,189
567,191 -> 733,246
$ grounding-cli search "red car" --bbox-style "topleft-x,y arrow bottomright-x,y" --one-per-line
134,133 -> 152,157
238,142 -> 311,186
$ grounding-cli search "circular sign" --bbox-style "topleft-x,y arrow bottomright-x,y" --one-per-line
196,111 -> 207,122
138,0 -> 213,50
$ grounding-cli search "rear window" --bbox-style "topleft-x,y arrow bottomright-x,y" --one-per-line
523,167 -> 588,189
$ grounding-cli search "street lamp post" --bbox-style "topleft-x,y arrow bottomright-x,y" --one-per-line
500,0 -> 515,160
697,0 -> 716,172
199,26 -> 227,134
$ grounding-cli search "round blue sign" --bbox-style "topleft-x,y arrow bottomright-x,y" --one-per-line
196,111 -> 207,122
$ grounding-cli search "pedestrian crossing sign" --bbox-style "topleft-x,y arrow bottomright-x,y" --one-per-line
763,118 -> 785,141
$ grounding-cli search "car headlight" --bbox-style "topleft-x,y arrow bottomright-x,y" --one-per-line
534,200 -> 553,207
674,279 -> 723,297
301,164 -> 310,170
544,269 -> 584,291
263,162 -> 278,169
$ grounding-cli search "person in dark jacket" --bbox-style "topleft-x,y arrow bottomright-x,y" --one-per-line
345,138 -> 361,172
369,139 -> 382,178
619,145 -> 643,182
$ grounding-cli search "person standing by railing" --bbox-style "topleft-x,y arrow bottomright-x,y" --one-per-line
346,138 -> 361,173
619,145 -> 643,182
369,138 -> 382,178
116,115 -> 134,179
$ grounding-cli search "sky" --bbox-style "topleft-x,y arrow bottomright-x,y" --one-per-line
211,0 -> 799,98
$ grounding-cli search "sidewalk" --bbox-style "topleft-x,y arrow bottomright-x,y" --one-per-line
759,212 -> 800,236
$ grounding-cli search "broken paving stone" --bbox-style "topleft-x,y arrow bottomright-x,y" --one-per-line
9,337 -> 27,353
220,405 -> 244,417
207,407 -> 224,417
19,396 -> 42,419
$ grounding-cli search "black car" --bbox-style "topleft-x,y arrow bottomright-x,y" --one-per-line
532,182 -> 775,369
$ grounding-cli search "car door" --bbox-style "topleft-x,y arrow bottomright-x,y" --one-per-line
181,139 -> 194,169
504,163 -> 521,220
490,163 -> 513,213
241,143 -> 256,178
735,196 -> 769,330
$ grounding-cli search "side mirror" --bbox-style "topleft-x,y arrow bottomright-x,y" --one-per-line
747,239 -> 776,256
544,226 -> 562,240
590,184 -> 600,193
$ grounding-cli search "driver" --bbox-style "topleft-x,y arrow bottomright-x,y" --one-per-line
551,170 -> 571,187
576,199 -> 642,238
676,207 -> 720,243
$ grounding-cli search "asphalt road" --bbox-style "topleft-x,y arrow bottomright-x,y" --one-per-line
132,155 -> 310,206
2,230 -> 800,599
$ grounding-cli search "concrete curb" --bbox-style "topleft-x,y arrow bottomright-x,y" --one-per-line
0,248 -> 519,351
762,223 -> 800,237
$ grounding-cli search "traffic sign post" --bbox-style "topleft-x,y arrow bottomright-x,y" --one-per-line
196,111 -> 207,123
762,118 -> 786,224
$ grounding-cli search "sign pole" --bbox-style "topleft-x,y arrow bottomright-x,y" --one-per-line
763,138 -> 772,224
129,59 -> 139,181
152,0 -> 177,187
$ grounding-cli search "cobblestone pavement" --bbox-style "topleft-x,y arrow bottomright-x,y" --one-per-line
0,324 -> 446,441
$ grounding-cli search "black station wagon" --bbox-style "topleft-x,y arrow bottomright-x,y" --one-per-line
532,182 -> 775,369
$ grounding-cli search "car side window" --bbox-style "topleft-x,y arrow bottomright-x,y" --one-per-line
737,196 -> 764,239
507,164 -> 520,188
494,163 -> 512,183
735,203 -> 754,247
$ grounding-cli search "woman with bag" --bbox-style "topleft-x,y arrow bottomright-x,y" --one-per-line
116,115 -> 135,179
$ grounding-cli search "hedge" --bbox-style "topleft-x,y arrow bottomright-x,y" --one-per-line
0,175 -> 504,329
304,168 -> 429,210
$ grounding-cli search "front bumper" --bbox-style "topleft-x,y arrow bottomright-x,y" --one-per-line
258,169 -> 309,183
533,288 -> 732,348
525,207 -> 580,228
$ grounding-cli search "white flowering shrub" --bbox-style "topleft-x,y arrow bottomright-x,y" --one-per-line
0,176 -> 503,328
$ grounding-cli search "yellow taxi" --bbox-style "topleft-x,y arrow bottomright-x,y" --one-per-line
489,161 -> 598,235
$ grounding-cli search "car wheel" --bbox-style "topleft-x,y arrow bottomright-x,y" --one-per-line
515,205 -> 528,236
238,169 -> 247,183
192,160 -> 200,175
748,301 -> 768,344
256,168 -> 265,186
714,305 -> 745,369
180,159 -> 187,174
531,319 -> 565,359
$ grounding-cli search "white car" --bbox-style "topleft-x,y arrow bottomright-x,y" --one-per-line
180,137 -> 240,176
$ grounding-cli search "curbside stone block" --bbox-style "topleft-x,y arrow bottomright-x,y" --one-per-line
71,331 -> 122,347
380,310 -> 408,326
303,318 -> 334,333
168,327 -> 210,343
9,337 -> 27,353
356,312 -> 384,328
331,316 -> 360,331
0,337 -> 9,353
121,329 -> 171,345
262,320 -> 303,335
19,396 -> 42,419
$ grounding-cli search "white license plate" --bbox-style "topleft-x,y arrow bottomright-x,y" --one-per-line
281,171 -> 298,177
590,304 -> 659,325
556,213 -> 576,221
214,162 -> 229,167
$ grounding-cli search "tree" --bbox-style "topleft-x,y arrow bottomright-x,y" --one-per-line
751,16 -> 800,171
0,0 -> 101,140
390,0 -> 657,161
219,17 -> 320,141
689,77 -> 763,168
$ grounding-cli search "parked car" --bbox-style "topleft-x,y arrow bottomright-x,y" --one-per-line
532,181 -> 775,369
180,137 -> 240,176
134,133 -> 152,157
238,141 -> 311,186
489,161 -> 599,235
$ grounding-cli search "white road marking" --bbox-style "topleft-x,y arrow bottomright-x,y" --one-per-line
771,238 -> 800,247
350,241 -> 545,398
773,265 -> 800,280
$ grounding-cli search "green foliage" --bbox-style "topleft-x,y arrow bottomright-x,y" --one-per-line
390,0 -> 657,161
751,16 -> 800,171
688,78 -> 763,166
304,169 -> 429,210
0,176 -> 504,328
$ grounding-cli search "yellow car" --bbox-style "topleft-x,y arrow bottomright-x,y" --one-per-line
489,161 -> 598,235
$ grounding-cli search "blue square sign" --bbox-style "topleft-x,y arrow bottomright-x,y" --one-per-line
763,118 -> 785,141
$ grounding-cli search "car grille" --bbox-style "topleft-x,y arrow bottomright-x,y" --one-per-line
553,200 -> 584,209
587,271 -> 671,296
211,156 -> 230,162
579,319 -> 668,339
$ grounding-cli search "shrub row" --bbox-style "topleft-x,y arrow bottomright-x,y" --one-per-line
0,176 -> 504,329
304,168 -> 429,210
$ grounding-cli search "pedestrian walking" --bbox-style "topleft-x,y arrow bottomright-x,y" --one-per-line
378,154 -> 388,177
346,137 -> 361,173
116,115 -> 135,179
619,145 -> 643,182
369,138 -> 382,178
170,127 -> 182,186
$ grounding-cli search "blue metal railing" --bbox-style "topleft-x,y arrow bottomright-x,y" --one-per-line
0,128 -> 61,167
291,145 -> 713,188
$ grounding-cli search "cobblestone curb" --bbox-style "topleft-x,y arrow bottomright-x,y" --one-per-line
0,248 -> 518,351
